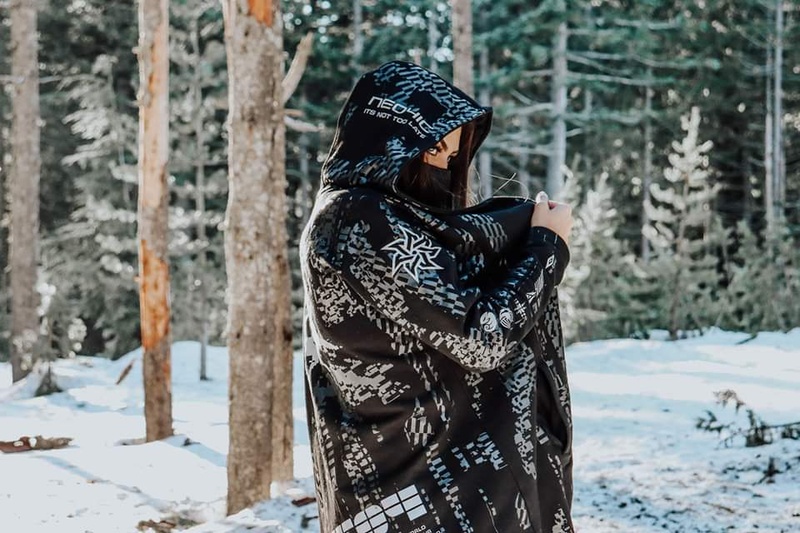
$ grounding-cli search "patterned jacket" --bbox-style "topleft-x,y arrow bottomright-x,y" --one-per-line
300,60 -> 574,533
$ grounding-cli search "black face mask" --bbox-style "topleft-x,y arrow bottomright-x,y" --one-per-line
416,162 -> 454,209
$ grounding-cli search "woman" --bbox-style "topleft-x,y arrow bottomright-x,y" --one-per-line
300,60 -> 574,533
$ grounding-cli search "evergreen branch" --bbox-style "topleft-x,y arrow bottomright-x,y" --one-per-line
610,18 -> 683,30
569,72 -> 676,87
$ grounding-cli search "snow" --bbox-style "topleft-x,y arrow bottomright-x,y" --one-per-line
2,327 -> 799,532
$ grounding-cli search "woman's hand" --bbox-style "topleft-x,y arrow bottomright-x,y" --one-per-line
530,191 -> 573,246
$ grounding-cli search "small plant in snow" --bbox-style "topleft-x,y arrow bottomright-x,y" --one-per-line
696,389 -> 800,447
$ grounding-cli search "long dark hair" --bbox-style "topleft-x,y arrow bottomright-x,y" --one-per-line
395,120 -> 477,210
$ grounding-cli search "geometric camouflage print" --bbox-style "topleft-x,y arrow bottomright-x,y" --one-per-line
300,60 -> 574,533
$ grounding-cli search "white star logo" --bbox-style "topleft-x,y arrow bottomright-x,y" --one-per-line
381,224 -> 443,284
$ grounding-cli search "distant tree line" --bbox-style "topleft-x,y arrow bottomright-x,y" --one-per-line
0,0 -> 798,366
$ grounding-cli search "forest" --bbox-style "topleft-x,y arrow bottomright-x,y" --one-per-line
1,0 -> 798,361
1,0 -> 799,531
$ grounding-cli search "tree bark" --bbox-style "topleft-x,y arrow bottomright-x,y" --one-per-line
642,72 -> 654,264
451,0 -> 475,196
221,0 -> 293,514
451,0 -> 474,95
352,0 -> 363,83
517,114 -> 532,199
772,0 -> 785,217
136,0 -> 173,442
765,44 -> 774,232
9,0 -> 41,383
547,20 -> 568,199
478,47 -> 493,201
190,10 -> 210,382
427,9 -> 439,74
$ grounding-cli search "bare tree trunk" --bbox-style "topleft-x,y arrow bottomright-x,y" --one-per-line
583,88 -> 593,192
478,47 -> 492,201
352,0 -> 363,83
427,9 -> 439,74
221,0 -> 292,513
765,44 -> 774,232
136,0 -> 173,442
547,20 -> 568,199
642,72 -> 654,263
772,0 -> 785,216
271,264 -> 294,485
9,0 -> 41,383
451,0 -> 474,95
190,10 -> 210,381
451,0 -> 475,196
517,114 -> 532,197
0,136 -> 6,343
298,100 -> 313,227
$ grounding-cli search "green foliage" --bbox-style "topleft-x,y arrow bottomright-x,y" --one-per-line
726,215 -> 800,332
560,169 -> 641,342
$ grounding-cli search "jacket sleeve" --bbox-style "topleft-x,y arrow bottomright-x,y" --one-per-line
329,193 -> 570,373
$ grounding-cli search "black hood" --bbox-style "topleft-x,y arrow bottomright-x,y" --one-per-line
320,60 -> 492,201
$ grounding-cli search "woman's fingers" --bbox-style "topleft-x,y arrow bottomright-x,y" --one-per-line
535,190 -> 549,206
534,191 -> 560,210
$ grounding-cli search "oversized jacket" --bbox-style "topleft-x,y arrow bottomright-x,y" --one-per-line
300,60 -> 574,533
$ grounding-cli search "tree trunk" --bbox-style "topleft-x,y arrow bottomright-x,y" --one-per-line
772,0 -> 785,217
221,0 -> 292,514
190,11 -> 210,382
352,0 -> 363,83
297,95 -> 314,228
136,0 -> 173,442
451,0 -> 475,196
642,73 -> 654,263
9,0 -> 41,383
427,9 -> 439,74
765,44 -> 774,232
478,47 -> 492,201
451,0 -> 474,95
0,134 -> 6,345
547,20 -> 568,199
582,88 -> 593,195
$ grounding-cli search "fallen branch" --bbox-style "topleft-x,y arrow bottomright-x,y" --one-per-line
735,333 -> 758,345
116,358 -> 136,385
291,495 -> 316,507
0,435 -> 73,453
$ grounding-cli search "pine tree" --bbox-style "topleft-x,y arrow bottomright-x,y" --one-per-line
642,106 -> 727,339
57,53 -> 142,358
560,170 -> 634,342
169,0 -> 230,378
727,214 -> 800,332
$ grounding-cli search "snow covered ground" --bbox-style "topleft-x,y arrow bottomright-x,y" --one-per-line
1,327 -> 799,532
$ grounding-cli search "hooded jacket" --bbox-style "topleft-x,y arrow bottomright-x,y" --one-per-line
300,60 -> 574,533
